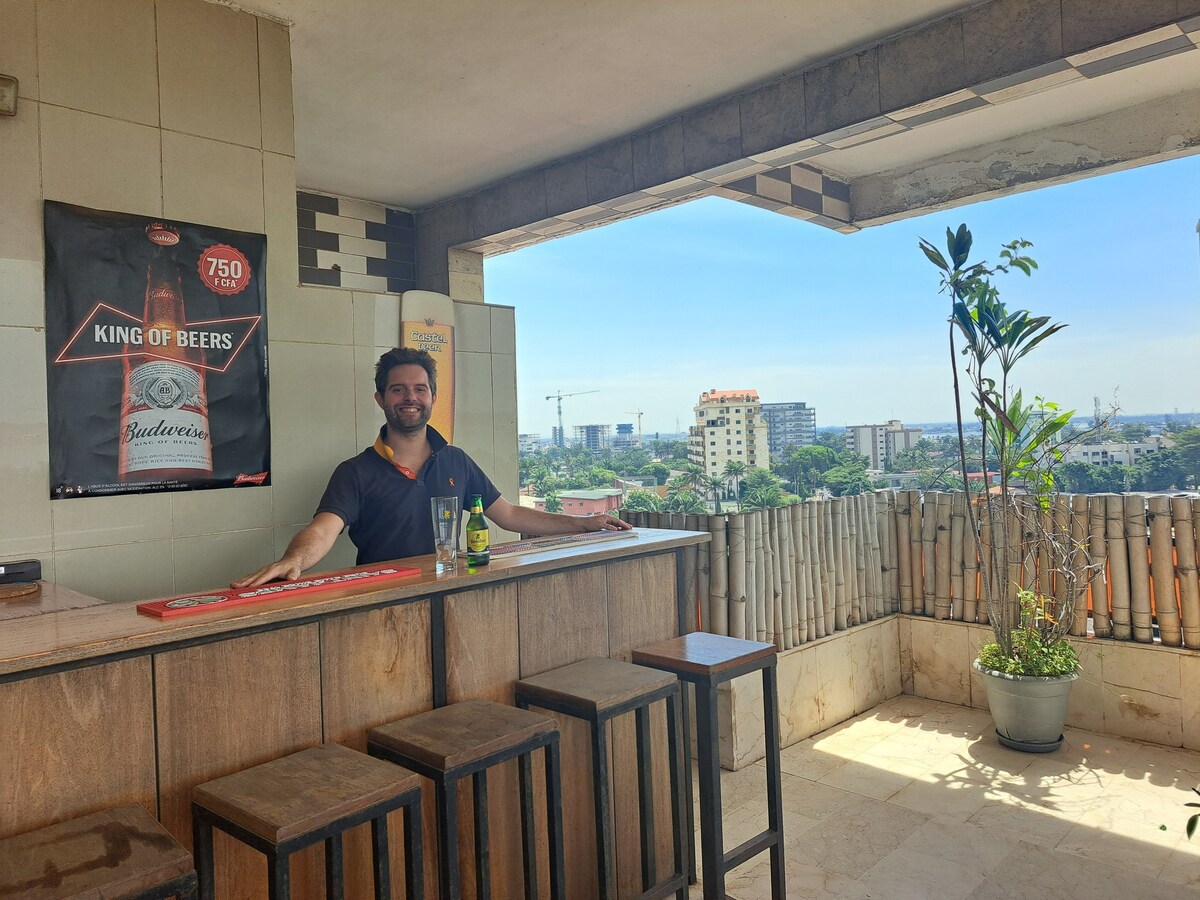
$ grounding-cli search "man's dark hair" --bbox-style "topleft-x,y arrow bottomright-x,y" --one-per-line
375,347 -> 437,395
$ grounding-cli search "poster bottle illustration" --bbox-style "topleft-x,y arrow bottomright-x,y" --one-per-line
118,223 -> 213,482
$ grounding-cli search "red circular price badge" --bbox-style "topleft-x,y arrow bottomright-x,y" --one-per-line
198,244 -> 252,296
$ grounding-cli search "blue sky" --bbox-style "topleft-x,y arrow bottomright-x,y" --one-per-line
486,154 -> 1200,438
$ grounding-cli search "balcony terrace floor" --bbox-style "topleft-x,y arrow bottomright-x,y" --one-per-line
690,695 -> 1200,898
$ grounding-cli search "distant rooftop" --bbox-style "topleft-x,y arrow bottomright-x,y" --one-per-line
699,389 -> 759,404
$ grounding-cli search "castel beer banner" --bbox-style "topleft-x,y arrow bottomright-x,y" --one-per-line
44,201 -> 270,499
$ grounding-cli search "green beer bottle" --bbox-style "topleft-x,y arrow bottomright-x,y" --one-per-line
465,494 -> 490,566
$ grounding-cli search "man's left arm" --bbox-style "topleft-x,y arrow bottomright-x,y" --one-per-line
484,497 -> 632,537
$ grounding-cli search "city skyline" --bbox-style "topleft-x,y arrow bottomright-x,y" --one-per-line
486,153 -> 1200,438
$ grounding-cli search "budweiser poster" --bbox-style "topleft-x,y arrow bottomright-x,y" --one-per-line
44,201 -> 270,499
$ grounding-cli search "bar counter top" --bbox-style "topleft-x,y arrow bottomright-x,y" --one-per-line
0,527 -> 707,679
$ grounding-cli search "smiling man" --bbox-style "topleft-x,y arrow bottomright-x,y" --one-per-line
235,347 -> 629,586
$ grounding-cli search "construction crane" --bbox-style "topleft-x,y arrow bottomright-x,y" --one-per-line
624,409 -> 645,447
546,389 -> 599,448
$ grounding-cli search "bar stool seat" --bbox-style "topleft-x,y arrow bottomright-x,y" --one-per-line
192,743 -> 423,900
0,803 -> 196,900
633,633 -> 785,900
517,657 -> 687,900
368,699 -> 565,900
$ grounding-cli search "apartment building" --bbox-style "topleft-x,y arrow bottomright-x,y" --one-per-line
1063,439 -> 1165,467
761,401 -> 817,460
688,389 -> 770,476
846,419 -> 923,469
573,423 -> 612,452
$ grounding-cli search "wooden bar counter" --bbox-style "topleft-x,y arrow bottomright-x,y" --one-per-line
0,527 -> 707,900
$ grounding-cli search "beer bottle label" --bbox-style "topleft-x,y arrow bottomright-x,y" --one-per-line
467,528 -> 489,552
121,360 -> 212,474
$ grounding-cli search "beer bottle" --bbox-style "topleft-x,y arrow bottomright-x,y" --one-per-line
118,222 -> 213,483
465,494 -> 490,566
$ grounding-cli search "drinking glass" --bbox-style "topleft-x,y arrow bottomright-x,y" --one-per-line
430,496 -> 459,572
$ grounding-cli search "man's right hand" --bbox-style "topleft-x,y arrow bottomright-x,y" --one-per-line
231,559 -> 302,589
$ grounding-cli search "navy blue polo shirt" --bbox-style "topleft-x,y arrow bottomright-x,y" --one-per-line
316,426 -> 501,565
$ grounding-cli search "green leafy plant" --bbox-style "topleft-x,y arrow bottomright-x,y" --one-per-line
921,225 -> 1096,674
1187,787 -> 1200,840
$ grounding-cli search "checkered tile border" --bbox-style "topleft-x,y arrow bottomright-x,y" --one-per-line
459,17 -> 1200,256
297,192 -> 416,293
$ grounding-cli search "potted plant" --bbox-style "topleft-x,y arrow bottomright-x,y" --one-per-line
920,224 -> 1092,753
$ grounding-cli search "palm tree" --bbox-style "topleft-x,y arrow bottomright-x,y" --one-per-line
723,460 -> 746,505
679,462 -> 705,493
665,490 -> 707,515
704,474 -> 726,514
741,484 -> 784,509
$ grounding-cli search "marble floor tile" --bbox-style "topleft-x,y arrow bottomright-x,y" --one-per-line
858,843 -> 987,900
817,757 -> 915,801
778,737 -> 851,781
725,855 -> 872,900
789,794 -> 929,878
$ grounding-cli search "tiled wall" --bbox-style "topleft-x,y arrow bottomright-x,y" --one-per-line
0,0 -> 514,601
296,191 -> 417,293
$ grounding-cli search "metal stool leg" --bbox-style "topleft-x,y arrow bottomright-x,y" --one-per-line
763,665 -> 785,900
436,779 -> 460,900
544,737 -> 567,900
634,702 -> 656,891
694,680 -> 725,900
518,749 -> 538,900
680,682 -> 697,883
371,814 -> 392,900
472,770 -> 490,900
666,688 -> 688,900
191,806 -> 215,900
267,850 -> 291,900
591,716 -> 615,900
325,833 -> 345,900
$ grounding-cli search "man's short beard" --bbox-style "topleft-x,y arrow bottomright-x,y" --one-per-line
385,407 -> 431,435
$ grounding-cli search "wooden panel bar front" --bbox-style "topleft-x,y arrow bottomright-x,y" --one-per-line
0,528 -> 707,899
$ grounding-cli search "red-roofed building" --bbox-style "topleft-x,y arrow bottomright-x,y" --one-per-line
688,388 -> 770,482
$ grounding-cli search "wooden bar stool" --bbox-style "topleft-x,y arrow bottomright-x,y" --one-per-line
633,633 -> 785,900
515,657 -> 687,900
0,803 -> 196,899
191,743 -> 423,900
367,699 -> 565,900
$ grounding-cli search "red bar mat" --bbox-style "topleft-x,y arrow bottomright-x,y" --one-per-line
136,565 -> 421,618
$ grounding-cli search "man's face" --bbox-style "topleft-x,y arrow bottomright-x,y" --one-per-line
375,364 -> 435,435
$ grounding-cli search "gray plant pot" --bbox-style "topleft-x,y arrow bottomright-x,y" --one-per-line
972,659 -> 1079,752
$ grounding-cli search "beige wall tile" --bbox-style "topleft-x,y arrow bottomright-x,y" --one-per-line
448,271 -> 483,303
966,623 -> 991,710
40,105 -> 162,218
1182,653 -> 1200,751
448,249 -> 482,276
51,493 -> 172,551
257,18 -> 293,156
849,622 -> 887,714
267,283 -> 352,344
453,300 -> 491,352
910,617 -> 971,705
0,0 -> 39,99
157,0 -> 261,147
162,132 -> 264,233
1103,640 -> 1181,698
491,353 -> 518,494
721,670 -> 766,769
337,198 -> 385,223
777,640 -> 824,744
0,257 -> 43,328
171,485 -> 273,537
1101,642 -> 1183,745
898,614 -> 913,693
263,152 -> 299,291
491,305 -> 516,356
1065,638 -> 1106,733
173,527 -> 274,594
452,350 -> 496,475
0,97 -> 41,261
351,293 -> 401,347
54,538 -> 175,602
880,616 -> 902,698
38,0 -> 158,125
267,341 -> 357,526
815,637 -> 857,727
0,325 -> 51,558
353,345 -> 387,449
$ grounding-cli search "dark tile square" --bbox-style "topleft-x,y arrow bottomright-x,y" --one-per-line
366,258 -> 414,280
388,277 -> 417,294
385,241 -> 415,263
297,228 -> 339,252
297,246 -> 317,267
385,208 -> 415,228
296,191 -> 338,214
791,186 -> 823,213
299,266 -> 340,287
296,208 -> 315,230
365,221 -> 412,244
822,177 -> 850,203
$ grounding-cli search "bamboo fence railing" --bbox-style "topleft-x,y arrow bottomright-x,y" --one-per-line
622,490 -> 1200,652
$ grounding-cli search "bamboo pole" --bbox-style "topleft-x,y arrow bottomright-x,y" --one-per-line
846,496 -> 862,626
921,492 -> 938,615
772,508 -> 788,649
1069,495 -> 1090,637
896,490 -> 914,614
789,503 -> 806,645
754,510 -> 769,644
693,513 -> 710,633
707,515 -> 728,637
1090,494 -> 1112,638
1106,494 -> 1131,640
1036,501 -> 1053,597
866,493 -> 884,619
1148,496 -> 1181,647
1125,494 -> 1153,643
961,492 -> 980,624
744,512 -> 757,642
1178,497 -> 1200,649
728,513 -> 747,639
977,497 -> 993,626
830,499 -> 846,631
934,492 -> 952,620
878,492 -> 895,612
1050,495 -> 1069,624
809,501 -> 825,639
949,491 -> 965,621
909,491 -> 925,615
821,500 -> 836,634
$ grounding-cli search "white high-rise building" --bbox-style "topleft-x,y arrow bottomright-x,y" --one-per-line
762,401 -> 817,460
845,419 -> 922,469
688,389 -> 770,477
